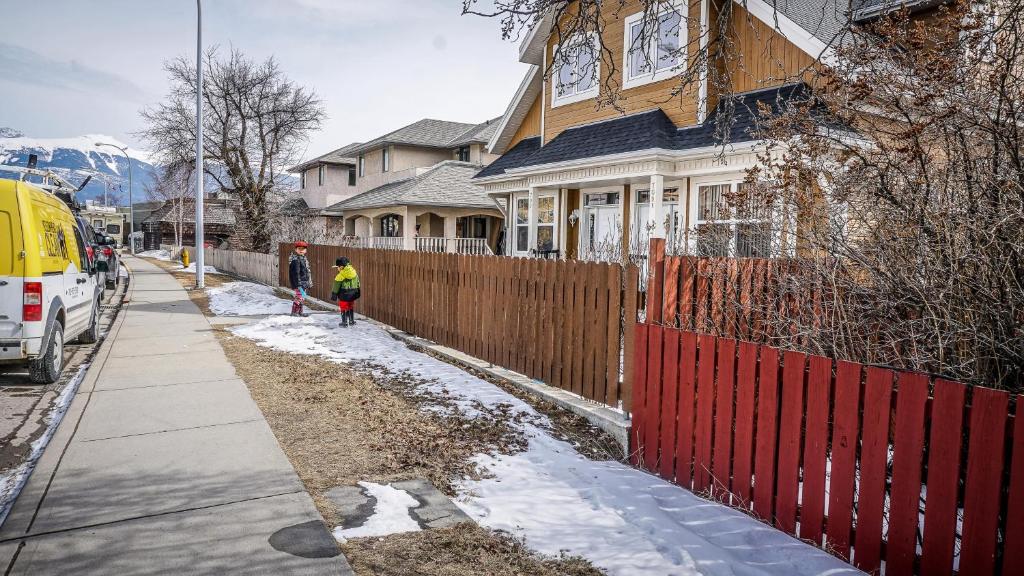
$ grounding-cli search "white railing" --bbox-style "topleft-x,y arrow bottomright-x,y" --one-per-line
452,238 -> 493,255
370,236 -> 403,250
415,237 -> 447,253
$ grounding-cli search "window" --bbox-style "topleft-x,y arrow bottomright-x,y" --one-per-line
633,188 -> 681,253
536,195 -> 556,252
515,197 -> 530,253
382,147 -> 390,172
380,214 -> 400,237
358,155 -> 365,177
457,146 -> 471,162
694,182 -> 774,257
92,219 -> 104,230
348,167 -> 356,186
623,3 -> 686,89
106,224 -> 121,235
300,171 -> 306,189
552,33 -> 600,107
318,165 -> 325,186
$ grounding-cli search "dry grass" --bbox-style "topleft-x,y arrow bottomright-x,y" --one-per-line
148,260 -> 606,576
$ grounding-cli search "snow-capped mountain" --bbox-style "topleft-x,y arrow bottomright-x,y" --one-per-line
0,129 -> 156,206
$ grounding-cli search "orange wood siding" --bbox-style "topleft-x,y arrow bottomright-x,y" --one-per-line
510,95 -> 543,148
542,0 -> 704,144
719,3 -> 816,94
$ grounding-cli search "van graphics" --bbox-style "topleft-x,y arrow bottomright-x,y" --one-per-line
40,221 -> 70,260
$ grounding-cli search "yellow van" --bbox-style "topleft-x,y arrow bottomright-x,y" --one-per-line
1,178 -> 100,383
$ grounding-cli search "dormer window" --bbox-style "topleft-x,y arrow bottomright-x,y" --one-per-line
623,3 -> 685,89
457,146 -> 470,162
552,33 -> 600,108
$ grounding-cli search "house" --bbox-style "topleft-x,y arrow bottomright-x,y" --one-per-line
473,0 -> 925,261
141,198 -> 240,251
316,117 -> 506,254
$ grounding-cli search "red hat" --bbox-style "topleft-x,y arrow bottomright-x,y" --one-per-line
295,241 -> 308,248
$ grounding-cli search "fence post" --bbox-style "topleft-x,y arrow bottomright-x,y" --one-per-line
646,238 -> 666,324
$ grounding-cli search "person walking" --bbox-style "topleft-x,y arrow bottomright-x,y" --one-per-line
288,241 -> 312,317
330,256 -> 360,327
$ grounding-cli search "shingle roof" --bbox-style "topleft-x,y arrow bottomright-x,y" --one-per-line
449,117 -> 503,147
348,119 -> 479,155
476,83 -> 815,179
143,199 -> 237,226
850,0 -> 945,22
288,142 -> 362,173
326,161 -> 498,212
771,0 -> 852,47
276,196 -> 315,216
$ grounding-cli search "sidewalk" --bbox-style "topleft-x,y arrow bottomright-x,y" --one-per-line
0,256 -> 351,575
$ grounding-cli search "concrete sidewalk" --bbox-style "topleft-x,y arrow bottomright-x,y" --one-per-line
0,256 -> 351,575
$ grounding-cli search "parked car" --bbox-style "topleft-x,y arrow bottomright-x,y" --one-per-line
96,232 -> 120,288
1,178 -> 101,383
74,215 -> 108,298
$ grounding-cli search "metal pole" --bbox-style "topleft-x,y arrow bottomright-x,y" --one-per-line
195,0 -> 205,289
95,142 -> 136,253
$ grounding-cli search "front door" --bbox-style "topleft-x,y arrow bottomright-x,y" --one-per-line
580,191 -> 622,261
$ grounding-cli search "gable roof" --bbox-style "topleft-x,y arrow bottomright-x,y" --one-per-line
850,0 -> 946,22
488,66 -> 542,156
288,141 -> 362,173
346,119 -> 491,156
476,83 -> 816,179
449,117 -> 503,147
325,161 -> 498,213
142,198 -> 237,227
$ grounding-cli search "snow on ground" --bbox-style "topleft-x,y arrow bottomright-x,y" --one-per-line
0,364 -> 89,527
207,282 -> 293,316
332,482 -> 422,543
137,249 -> 171,261
229,302 -> 863,576
178,262 -> 221,274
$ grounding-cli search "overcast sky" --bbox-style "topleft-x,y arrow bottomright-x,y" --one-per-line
0,0 -> 528,161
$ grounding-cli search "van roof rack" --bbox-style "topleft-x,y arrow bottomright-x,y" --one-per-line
2,165 -> 84,195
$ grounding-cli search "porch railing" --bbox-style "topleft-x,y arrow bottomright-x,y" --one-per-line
415,237 -> 447,253
452,237 -> 493,255
369,236 -> 403,250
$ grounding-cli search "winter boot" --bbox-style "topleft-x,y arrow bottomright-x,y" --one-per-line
347,311 -> 356,325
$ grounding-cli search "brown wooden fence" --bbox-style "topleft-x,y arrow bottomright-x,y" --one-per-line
279,244 -> 641,410
632,324 -> 1024,576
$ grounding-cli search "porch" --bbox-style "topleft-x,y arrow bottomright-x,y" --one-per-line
337,205 -> 502,255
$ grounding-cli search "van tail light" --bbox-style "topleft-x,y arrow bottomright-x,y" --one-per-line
86,246 -> 95,262
102,247 -> 113,257
24,282 -> 43,322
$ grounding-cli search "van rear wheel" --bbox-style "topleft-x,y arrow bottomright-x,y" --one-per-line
77,300 -> 100,344
30,324 -> 64,384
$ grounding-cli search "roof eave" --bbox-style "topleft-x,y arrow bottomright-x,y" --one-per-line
488,66 -> 542,155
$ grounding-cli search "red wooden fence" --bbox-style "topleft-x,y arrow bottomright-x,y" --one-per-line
632,322 -> 1023,575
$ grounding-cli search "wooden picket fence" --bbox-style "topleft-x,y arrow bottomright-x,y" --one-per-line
279,244 -> 641,409
632,321 -> 1024,575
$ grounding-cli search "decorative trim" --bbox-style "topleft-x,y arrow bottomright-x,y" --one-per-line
488,66 -> 542,155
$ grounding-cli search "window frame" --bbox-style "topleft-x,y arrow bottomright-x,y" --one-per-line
457,146 -> 471,162
382,147 -> 390,172
318,164 -> 325,186
513,195 -> 530,255
622,2 -> 687,90
689,178 -> 779,258
551,32 -> 601,108
358,155 -> 365,177
300,171 -> 306,190
534,193 -> 558,253
348,167 -> 356,186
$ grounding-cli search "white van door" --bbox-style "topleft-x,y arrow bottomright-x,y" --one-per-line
64,226 -> 94,339
0,207 -> 22,340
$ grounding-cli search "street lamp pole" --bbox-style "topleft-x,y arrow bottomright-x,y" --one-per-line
195,0 -> 205,289
95,142 -> 135,254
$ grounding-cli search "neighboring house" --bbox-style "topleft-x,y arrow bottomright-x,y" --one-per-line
141,198 -> 240,251
316,117 -> 505,254
474,0 -> 930,261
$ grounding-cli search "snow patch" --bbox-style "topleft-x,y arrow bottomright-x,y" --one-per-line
332,482 -> 422,543
137,249 -> 171,261
178,263 -> 221,275
231,314 -> 864,576
207,282 -> 292,316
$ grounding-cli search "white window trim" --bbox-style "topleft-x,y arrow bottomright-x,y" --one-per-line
579,188 -> 623,261
688,175 -> 785,257
513,193 -> 531,256
551,33 -> 601,109
622,3 -> 687,91
533,192 -> 559,253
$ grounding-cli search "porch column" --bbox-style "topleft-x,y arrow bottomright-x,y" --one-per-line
403,207 -> 416,250
527,186 -> 538,254
444,215 -> 457,253
649,174 -> 665,239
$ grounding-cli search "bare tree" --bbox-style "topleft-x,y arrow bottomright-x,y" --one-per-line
139,48 -> 325,252
145,161 -> 196,248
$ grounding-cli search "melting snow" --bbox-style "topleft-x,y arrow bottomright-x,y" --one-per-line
137,249 -> 171,261
207,282 -> 292,316
223,282 -> 863,575
178,263 -> 221,275
332,482 -> 422,543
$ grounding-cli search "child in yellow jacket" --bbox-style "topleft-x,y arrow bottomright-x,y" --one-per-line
330,257 -> 360,327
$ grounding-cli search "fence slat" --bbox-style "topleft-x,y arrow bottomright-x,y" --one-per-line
959,387 -> 1009,576
693,334 -> 717,492
799,354 -> 831,545
605,265 -> 622,407
920,379 -> 966,576
753,346 -> 780,521
711,338 -> 737,501
630,322 -> 649,467
886,372 -> 929,576
659,329 -> 681,481
731,341 -> 758,505
854,367 -> 894,573
663,256 -> 680,327
642,326 -> 665,471
1002,395 -> 1024,576
826,360 -> 862,561
674,331 -> 698,489
775,350 -> 807,534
